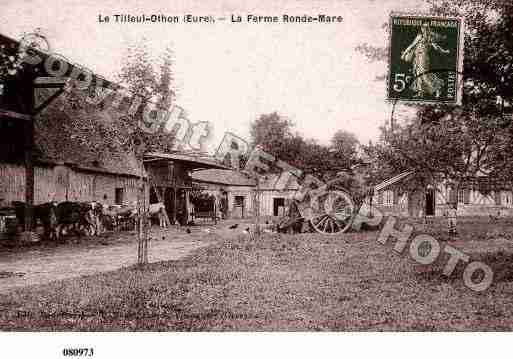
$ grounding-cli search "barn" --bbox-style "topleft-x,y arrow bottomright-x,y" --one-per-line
0,85 -> 146,208
0,31 -> 155,238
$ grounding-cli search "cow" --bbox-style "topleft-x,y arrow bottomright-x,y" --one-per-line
99,204 -> 118,231
13,201 -> 111,240
101,203 -> 138,231
77,201 -> 104,236
84,201 -> 106,236
54,201 -> 82,238
115,204 -> 138,231
148,202 -> 168,228
12,201 -> 59,240
54,201 -> 101,238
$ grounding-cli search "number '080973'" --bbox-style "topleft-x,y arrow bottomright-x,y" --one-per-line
62,348 -> 94,357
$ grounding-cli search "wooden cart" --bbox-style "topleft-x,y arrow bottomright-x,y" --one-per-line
277,176 -> 372,235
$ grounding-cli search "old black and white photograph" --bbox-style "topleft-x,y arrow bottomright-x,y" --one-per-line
0,0 -> 512,357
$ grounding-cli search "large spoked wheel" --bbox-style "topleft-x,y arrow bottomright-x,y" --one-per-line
309,189 -> 355,235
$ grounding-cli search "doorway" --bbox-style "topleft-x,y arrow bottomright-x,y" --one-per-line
115,188 -> 124,205
233,196 -> 245,218
425,189 -> 435,216
273,197 -> 285,216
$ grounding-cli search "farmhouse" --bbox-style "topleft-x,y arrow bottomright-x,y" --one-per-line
371,171 -> 513,217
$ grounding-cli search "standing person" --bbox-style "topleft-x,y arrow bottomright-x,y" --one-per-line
447,202 -> 458,237
401,22 -> 450,98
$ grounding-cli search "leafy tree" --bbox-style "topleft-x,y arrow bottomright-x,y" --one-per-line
114,42 -> 178,154
360,139 -> 406,184
330,130 -> 360,168
57,41 -> 180,157
248,112 -> 360,181
117,42 -> 176,106
298,139 -> 335,180
418,1 -> 513,192
249,112 -> 302,165
428,0 -> 513,184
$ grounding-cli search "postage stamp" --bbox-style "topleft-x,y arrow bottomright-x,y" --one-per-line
387,13 -> 464,105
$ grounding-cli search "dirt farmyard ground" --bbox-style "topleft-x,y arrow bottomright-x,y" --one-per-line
1,216 -> 513,331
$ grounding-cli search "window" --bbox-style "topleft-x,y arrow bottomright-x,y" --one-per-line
458,189 -> 465,203
115,188 -> 124,205
233,195 -> 245,218
393,190 -> 399,204
234,196 -> 244,207
456,188 -> 470,204
384,190 -> 394,206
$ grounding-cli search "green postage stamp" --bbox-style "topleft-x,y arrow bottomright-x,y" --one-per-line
387,13 -> 464,104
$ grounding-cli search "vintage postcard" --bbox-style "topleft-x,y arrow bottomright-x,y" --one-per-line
0,0 -> 512,358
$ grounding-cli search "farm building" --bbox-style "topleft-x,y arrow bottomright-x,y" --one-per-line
144,152 -> 229,224
0,93 -> 229,227
371,171 -> 513,217
191,169 -> 300,219
259,172 -> 301,217
0,31 -> 151,227
191,168 -> 256,219
0,32 -> 231,229
0,86 -> 147,208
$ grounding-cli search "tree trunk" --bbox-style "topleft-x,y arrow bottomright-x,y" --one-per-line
137,158 -> 148,265
24,118 -> 34,233
253,177 -> 260,238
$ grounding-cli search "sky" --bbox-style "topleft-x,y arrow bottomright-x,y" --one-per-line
1,0 -> 428,152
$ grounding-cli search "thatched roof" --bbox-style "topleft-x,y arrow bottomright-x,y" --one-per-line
34,89 -> 144,177
1,32 -> 142,177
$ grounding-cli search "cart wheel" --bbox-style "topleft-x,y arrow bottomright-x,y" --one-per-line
309,189 -> 355,235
